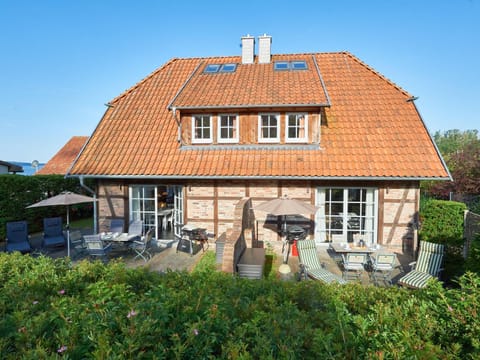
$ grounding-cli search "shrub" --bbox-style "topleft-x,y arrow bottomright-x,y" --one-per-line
1,253 -> 480,358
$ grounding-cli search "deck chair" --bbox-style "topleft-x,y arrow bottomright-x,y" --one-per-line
130,228 -> 153,262
6,221 -> 32,253
126,220 -> 143,241
69,230 -> 86,259
109,219 -> 124,234
84,234 -> 112,261
297,239 -> 346,284
398,241 -> 444,289
42,217 -> 66,249
342,253 -> 367,281
370,253 -> 396,286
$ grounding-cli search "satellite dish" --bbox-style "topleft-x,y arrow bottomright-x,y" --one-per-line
31,160 -> 39,173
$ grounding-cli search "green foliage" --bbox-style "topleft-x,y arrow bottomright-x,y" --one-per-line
1,253 -> 480,359
420,198 -> 467,284
0,174 -> 94,238
465,234 -> 480,275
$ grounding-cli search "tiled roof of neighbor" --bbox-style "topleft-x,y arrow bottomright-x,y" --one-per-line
37,136 -> 88,175
69,51 -> 450,180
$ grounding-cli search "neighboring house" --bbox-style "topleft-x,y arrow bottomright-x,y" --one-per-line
0,160 -> 23,174
68,35 -> 450,254
37,136 -> 88,175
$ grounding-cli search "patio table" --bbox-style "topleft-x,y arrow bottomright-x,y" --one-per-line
330,243 -> 378,254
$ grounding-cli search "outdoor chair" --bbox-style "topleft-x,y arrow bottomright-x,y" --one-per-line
342,253 -> 368,281
370,253 -> 397,286
69,230 -> 86,259
109,219 -> 124,234
42,217 -> 66,249
297,239 -> 346,284
126,220 -> 143,241
130,228 -> 153,262
398,241 -> 444,289
84,234 -> 112,262
6,220 -> 32,254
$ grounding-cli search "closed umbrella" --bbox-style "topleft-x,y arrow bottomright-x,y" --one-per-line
27,191 -> 97,257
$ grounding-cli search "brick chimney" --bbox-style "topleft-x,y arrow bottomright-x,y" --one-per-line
241,35 -> 255,64
258,34 -> 272,64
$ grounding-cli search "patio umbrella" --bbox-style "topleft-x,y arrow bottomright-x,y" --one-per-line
254,196 -> 318,234
27,191 -> 97,257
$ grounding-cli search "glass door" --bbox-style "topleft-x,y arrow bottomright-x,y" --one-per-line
129,185 -> 157,236
173,186 -> 184,237
316,187 -> 377,245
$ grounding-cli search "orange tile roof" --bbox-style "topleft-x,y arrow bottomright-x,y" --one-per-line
69,52 -> 450,180
37,136 -> 88,175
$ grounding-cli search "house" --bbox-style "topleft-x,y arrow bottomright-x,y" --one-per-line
68,35 -> 450,263
37,136 -> 88,175
0,160 -> 23,174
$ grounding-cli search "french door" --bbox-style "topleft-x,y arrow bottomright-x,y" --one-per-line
315,187 -> 377,245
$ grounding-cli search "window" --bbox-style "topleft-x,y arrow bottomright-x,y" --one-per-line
315,188 -> 377,245
192,115 -> 212,143
220,63 -> 237,72
274,61 -> 289,71
204,64 -> 220,73
286,113 -> 308,142
258,114 -> 280,143
218,114 -> 239,143
291,61 -> 307,70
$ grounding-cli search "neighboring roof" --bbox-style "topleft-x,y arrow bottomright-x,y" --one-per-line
0,160 -> 23,174
37,136 -> 88,175
69,51 -> 450,180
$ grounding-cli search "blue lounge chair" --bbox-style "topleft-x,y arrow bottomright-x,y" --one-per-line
6,221 -> 32,253
42,217 -> 66,249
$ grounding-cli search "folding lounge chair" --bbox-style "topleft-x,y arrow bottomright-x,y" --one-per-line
84,234 -> 112,262
370,253 -> 396,286
129,228 -> 153,262
297,239 -> 346,284
6,220 -> 32,254
126,220 -> 143,241
398,241 -> 444,289
342,253 -> 368,281
42,217 -> 66,249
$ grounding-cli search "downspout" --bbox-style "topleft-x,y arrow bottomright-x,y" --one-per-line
80,176 -> 98,234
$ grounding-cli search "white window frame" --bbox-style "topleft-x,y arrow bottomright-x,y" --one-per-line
315,187 -> 378,246
285,113 -> 308,143
218,114 -> 239,143
192,115 -> 212,144
258,113 -> 280,143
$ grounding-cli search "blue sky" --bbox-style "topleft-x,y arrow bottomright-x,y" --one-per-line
1,0 -> 478,162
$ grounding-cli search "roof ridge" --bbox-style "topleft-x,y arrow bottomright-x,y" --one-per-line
343,51 -> 411,98
110,57 -> 180,105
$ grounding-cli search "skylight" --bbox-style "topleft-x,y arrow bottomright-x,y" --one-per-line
274,60 -> 308,71
204,64 -> 221,73
220,63 -> 237,72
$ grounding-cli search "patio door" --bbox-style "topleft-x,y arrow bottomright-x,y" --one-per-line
173,185 -> 184,237
129,185 -> 157,236
315,187 -> 377,245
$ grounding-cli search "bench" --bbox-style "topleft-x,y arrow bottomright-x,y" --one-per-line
237,248 -> 265,279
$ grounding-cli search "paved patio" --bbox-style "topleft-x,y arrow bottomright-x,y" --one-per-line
10,229 -> 414,285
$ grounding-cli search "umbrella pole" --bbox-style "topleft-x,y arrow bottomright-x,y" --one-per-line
67,205 -> 70,258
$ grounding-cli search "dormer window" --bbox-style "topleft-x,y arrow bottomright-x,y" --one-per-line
192,115 -> 212,143
218,114 -> 239,143
286,113 -> 308,143
258,114 -> 280,143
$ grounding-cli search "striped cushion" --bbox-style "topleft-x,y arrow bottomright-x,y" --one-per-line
398,270 -> 434,289
298,239 -> 346,284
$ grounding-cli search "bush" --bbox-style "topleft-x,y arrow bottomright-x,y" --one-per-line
1,253 -> 480,359
0,175 -> 94,238
419,199 -> 467,284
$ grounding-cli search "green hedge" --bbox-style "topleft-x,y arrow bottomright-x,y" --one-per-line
0,175 -> 94,238
0,254 -> 479,359
419,199 -> 467,284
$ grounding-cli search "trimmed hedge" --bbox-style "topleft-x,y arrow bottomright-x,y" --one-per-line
0,253 -> 479,359
419,199 -> 467,284
0,175 -> 94,238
